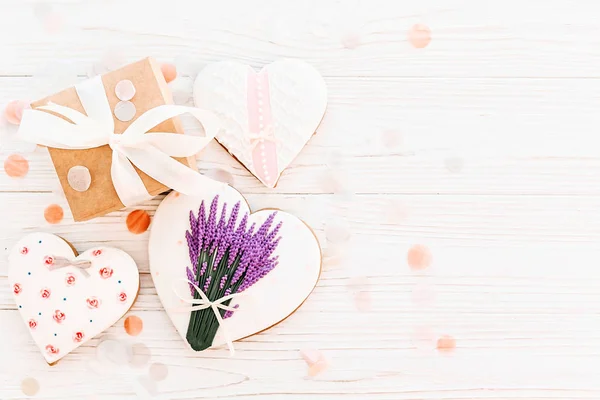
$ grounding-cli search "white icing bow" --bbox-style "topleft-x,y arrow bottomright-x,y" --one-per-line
17,76 -> 224,206
172,279 -> 245,356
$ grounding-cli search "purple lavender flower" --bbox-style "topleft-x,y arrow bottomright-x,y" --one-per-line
185,230 -> 198,266
211,203 -> 228,255
198,201 -> 206,251
228,213 -> 248,267
185,196 -> 284,349
199,261 -> 208,276
186,267 -> 196,296
219,275 -> 228,289
204,196 -> 219,251
203,275 -> 212,293
215,202 -> 240,268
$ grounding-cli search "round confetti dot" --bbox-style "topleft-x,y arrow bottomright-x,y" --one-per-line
20,377 -> 40,396
44,204 -> 64,224
33,3 -> 53,18
300,350 -> 330,377
411,326 -> 435,350
4,100 -> 30,125
205,168 -> 234,185
130,343 -> 151,368
407,244 -> 432,270
161,63 -> 177,84
324,220 -> 351,243
386,200 -> 408,224
411,284 -> 436,306
96,337 -> 132,365
42,12 -> 63,34
354,291 -> 372,312
4,154 -> 29,178
381,129 -> 403,149
115,80 -> 136,101
341,32 -> 361,49
126,210 -> 151,234
114,101 -> 136,122
148,363 -> 168,381
124,315 -> 143,336
67,165 -> 91,192
445,157 -> 464,173
437,335 -> 456,352
409,23 -> 432,49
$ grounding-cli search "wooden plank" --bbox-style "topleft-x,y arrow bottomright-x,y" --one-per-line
1,1 -> 600,78
2,76 -> 600,195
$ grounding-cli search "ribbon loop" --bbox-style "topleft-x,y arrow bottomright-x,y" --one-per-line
47,256 -> 93,277
17,76 -> 226,206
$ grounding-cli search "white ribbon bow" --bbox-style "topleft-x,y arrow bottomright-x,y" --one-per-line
47,255 -> 93,277
17,76 -> 224,206
172,279 -> 243,356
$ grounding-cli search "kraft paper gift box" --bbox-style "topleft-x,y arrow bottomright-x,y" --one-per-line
28,57 -> 196,221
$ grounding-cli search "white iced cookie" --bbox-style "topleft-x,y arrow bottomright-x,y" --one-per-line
194,59 -> 327,188
149,186 -> 321,352
8,233 -> 140,364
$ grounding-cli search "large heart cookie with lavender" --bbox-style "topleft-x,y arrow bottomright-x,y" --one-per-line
194,59 -> 327,188
8,233 -> 139,364
149,187 -> 321,352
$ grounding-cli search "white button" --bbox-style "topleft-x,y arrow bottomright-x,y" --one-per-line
67,165 -> 91,192
114,101 -> 136,122
115,80 -> 136,101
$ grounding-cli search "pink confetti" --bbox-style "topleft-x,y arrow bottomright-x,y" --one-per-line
205,168 -> 234,185
341,32 -> 361,49
381,129 -> 403,149
300,349 -> 330,377
4,101 -> 30,125
354,291 -> 372,312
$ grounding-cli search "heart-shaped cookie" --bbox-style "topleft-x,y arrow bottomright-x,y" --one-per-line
194,59 -> 327,188
149,187 -> 321,352
8,233 -> 139,364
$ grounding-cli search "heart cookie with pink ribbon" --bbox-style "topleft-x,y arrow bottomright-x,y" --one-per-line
8,233 -> 139,364
194,59 -> 327,188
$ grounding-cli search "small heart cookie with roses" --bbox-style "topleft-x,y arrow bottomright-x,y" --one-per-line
8,233 -> 139,364
194,59 -> 327,188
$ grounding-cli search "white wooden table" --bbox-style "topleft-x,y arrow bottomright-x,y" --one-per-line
1,1 -> 600,399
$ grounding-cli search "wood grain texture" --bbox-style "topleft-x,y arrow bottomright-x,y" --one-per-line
1,0 -> 600,399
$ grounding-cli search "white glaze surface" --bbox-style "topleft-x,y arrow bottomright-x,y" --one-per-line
8,233 -> 139,364
194,59 -> 327,188
148,188 -> 321,351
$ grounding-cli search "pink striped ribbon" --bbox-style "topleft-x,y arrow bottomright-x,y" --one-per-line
246,68 -> 278,187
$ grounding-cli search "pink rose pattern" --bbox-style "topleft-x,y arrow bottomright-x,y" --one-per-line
65,273 -> 76,286
46,344 -> 59,355
53,309 -> 66,323
72,331 -> 84,343
86,297 -> 101,309
43,256 -> 54,266
99,267 -> 113,279
15,245 -> 130,355
40,288 -> 51,299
